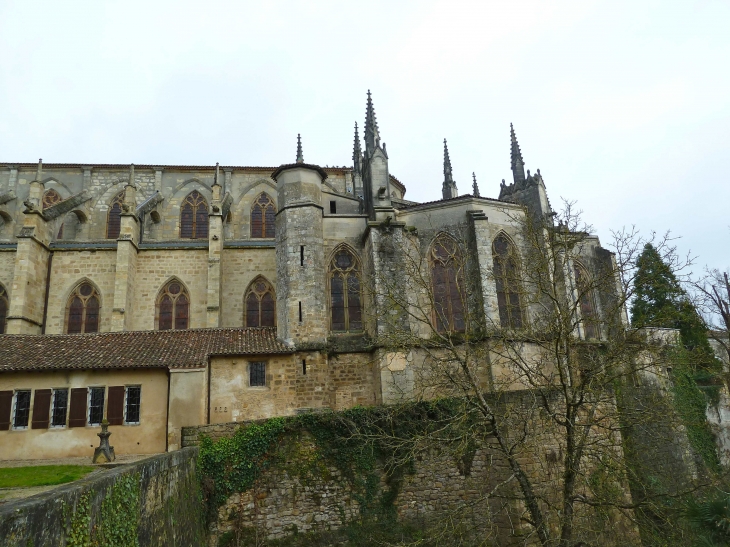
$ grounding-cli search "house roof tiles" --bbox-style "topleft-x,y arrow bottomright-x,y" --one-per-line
0,327 -> 292,373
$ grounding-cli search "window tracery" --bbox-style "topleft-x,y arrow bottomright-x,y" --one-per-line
250,193 -> 276,239
156,280 -> 189,330
245,276 -> 276,327
66,282 -> 100,334
180,190 -> 209,239
493,233 -> 524,329
106,191 -> 125,239
42,189 -> 62,210
430,234 -> 466,333
329,246 -> 362,332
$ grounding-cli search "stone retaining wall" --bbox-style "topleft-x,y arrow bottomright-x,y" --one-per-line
0,447 -> 206,547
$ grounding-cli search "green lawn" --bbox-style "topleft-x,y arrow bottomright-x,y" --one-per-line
0,465 -> 95,488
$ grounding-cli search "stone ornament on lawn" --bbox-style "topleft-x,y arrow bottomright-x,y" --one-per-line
93,419 -> 116,464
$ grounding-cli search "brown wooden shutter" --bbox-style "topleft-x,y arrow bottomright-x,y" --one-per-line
107,386 -> 125,425
68,388 -> 88,428
31,389 -> 52,429
0,390 -> 12,430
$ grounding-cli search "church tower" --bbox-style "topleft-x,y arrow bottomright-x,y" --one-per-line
273,136 -> 328,345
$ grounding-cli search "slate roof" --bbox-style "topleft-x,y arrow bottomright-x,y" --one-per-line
0,327 -> 292,373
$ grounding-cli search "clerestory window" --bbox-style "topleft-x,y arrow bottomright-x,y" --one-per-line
106,191 -> 125,239
250,193 -> 276,239
180,190 -> 209,239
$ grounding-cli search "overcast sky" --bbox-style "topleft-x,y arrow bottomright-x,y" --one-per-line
0,1 -> 727,270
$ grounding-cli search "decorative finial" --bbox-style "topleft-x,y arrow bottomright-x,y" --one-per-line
442,139 -> 458,200
127,163 -> 135,186
36,158 -> 43,182
214,162 -> 220,186
364,90 -> 381,153
296,134 -> 304,163
472,172 -> 480,197
510,123 -> 526,184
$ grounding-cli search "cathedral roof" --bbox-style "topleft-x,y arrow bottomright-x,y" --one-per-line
0,327 -> 292,373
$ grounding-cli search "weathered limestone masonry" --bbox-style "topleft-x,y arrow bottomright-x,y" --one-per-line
0,447 -> 206,547
273,163 -> 328,345
185,393 -> 641,547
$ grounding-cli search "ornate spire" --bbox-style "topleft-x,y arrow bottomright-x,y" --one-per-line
442,139 -> 458,200
296,134 -> 303,163
35,158 -> 42,182
472,172 -> 480,197
352,122 -> 362,175
510,123 -> 526,185
364,90 -> 380,154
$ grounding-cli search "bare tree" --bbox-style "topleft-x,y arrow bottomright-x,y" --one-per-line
691,268 -> 730,366
362,203 -> 704,546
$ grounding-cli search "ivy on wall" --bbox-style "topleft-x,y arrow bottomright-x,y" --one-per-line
197,400 -> 473,522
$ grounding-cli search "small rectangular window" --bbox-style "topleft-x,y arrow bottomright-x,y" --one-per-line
330,201 -> 336,214
51,389 -> 69,427
298,301 -> 303,323
249,362 -> 266,387
88,387 -> 105,426
302,359 -> 307,375
300,245 -> 304,266
125,386 -> 141,424
12,390 -> 31,429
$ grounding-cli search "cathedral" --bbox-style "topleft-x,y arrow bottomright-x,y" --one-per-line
0,92 -> 610,458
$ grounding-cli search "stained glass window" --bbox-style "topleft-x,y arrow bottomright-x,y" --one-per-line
493,234 -> 524,330
245,277 -> 276,327
106,191 -> 125,239
180,190 -> 209,239
329,246 -> 362,332
66,282 -> 101,334
156,280 -> 189,330
430,234 -> 466,333
250,193 -> 276,238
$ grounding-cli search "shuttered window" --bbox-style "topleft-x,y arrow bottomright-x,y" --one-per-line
180,190 -> 208,239
106,191 -> 125,239
13,390 -> 31,429
0,390 -> 12,430
250,193 -> 276,238
88,387 -> 105,426
68,388 -> 88,428
51,389 -> 69,427
125,386 -> 141,424
107,386 -> 125,425
66,282 -> 101,334
156,280 -> 189,330
244,277 -> 276,327
31,389 -> 51,429
0,284 -> 7,335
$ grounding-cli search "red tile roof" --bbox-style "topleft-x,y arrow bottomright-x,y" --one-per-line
0,328 -> 292,372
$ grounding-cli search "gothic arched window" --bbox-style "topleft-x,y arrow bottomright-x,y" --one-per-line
245,276 -> 276,327
106,191 -> 125,239
574,263 -> 599,339
430,234 -> 466,333
329,246 -> 362,332
493,234 -> 524,329
180,190 -> 209,239
0,284 -> 7,334
43,189 -> 65,239
42,189 -> 63,210
66,282 -> 100,334
250,193 -> 276,239
156,280 -> 189,330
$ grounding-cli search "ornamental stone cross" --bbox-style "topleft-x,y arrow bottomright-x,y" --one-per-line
93,419 -> 116,464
